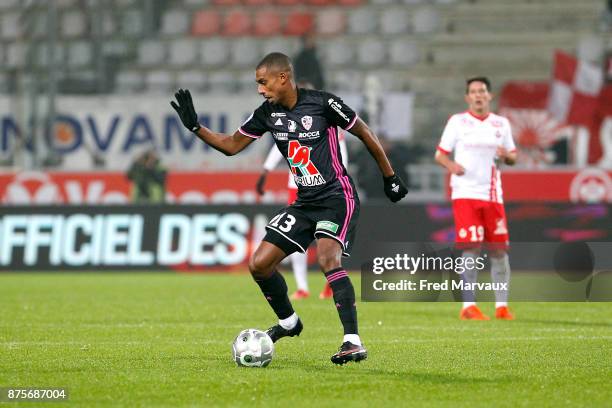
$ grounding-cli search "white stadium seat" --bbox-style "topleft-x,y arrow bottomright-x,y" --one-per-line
380,8 -> 410,35
357,38 -> 387,67
200,38 -> 230,67
138,40 -> 167,67
168,39 -> 199,67
347,9 -> 377,35
161,9 -> 191,36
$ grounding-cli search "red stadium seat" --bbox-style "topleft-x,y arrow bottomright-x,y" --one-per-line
275,0 -> 302,6
284,12 -> 314,36
253,10 -> 282,36
191,10 -> 221,36
222,10 -> 252,36
244,0 -> 272,5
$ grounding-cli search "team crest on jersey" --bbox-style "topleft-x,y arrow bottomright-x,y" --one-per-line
494,218 -> 508,235
301,115 -> 313,131
288,120 -> 297,133
287,140 -> 325,187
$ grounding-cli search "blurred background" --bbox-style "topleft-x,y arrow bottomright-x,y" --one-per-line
1,0 -> 612,270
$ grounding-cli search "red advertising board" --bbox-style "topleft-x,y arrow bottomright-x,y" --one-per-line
0,171 -> 290,205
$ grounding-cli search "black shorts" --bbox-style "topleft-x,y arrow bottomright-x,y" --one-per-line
263,196 -> 360,257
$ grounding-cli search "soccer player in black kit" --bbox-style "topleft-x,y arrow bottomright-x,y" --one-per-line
171,52 -> 408,365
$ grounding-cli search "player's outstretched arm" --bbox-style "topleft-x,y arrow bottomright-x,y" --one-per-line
170,88 -> 254,156
435,150 -> 465,175
349,117 -> 408,202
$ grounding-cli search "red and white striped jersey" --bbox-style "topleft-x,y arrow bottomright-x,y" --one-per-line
438,111 -> 516,203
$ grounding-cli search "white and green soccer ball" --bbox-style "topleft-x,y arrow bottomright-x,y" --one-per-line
232,329 -> 274,367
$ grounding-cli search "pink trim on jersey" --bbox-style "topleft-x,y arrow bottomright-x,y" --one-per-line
437,146 -> 450,154
466,110 -> 490,122
238,127 -> 261,139
345,115 -> 358,131
327,126 -> 354,242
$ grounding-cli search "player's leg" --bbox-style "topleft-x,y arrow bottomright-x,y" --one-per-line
313,196 -> 366,364
316,237 -> 366,364
289,251 -> 310,299
453,199 -> 489,320
249,242 -> 303,341
483,202 -> 514,320
256,207 -> 314,341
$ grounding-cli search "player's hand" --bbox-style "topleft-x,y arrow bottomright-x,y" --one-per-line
256,172 -> 267,196
170,88 -> 200,132
496,146 -> 508,159
449,162 -> 465,175
383,174 -> 408,203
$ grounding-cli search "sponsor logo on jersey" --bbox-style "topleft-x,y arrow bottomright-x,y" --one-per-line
301,115 -> 313,130
288,120 -> 297,133
327,98 -> 350,123
298,131 -> 320,139
316,220 -> 339,233
274,132 -> 288,140
274,118 -> 283,126
287,140 -> 325,187
271,112 -> 286,117
494,218 -> 508,235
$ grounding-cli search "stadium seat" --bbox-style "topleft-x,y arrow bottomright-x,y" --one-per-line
389,39 -> 420,67
115,69 -> 146,93
316,9 -> 346,36
1,12 -> 19,40
322,38 -> 354,68
413,7 -> 440,33
261,37 -> 298,56
380,8 -> 410,35
100,12 -> 117,36
284,12 -> 314,36
102,40 -> 130,58
36,44 -> 65,68
230,38 -> 260,67
67,41 -> 93,67
329,70 -> 363,92
176,70 -> 208,91
577,35 -> 604,62
208,71 -> 235,93
212,0 -> 241,6
253,10 -> 282,36
191,10 -> 221,36
168,39 -> 199,67
55,0 -> 78,7
121,9 -> 145,37
370,0 -> 395,5
401,0 -> 422,3
0,0 -> 18,9
61,10 -> 87,38
184,0 -> 211,6
306,0 -> 335,6
237,70 -> 258,92
347,9 -> 377,35
200,38 -> 231,67
357,38 -> 387,67
275,0 -> 302,6
222,10 -> 252,36
137,40 -> 167,67
336,0 -> 362,6
244,0 -> 273,5
145,70 -> 175,93
5,43 -> 24,68
161,9 -> 191,36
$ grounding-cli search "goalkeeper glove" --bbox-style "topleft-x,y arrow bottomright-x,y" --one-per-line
383,174 -> 408,203
170,88 -> 200,132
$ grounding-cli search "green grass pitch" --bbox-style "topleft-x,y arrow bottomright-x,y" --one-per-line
1,272 -> 611,407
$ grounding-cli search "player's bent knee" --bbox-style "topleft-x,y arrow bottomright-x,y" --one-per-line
248,253 -> 274,280
317,251 -> 341,272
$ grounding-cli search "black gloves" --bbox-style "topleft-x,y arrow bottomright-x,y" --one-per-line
383,174 -> 408,203
170,88 -> 200,132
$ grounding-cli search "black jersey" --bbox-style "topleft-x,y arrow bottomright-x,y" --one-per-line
239,88 -> 358,202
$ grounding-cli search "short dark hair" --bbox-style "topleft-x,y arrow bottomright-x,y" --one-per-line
256,52 -> 294,74
465,76 -> 491,93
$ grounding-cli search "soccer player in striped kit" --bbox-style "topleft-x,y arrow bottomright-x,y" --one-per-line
435,77 -> 516,320
171,53 -> 408,364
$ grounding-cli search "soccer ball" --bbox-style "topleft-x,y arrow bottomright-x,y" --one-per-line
232,329 -> 274,367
